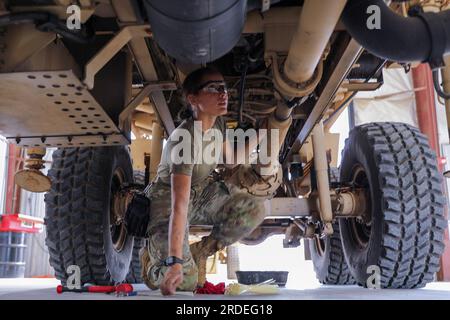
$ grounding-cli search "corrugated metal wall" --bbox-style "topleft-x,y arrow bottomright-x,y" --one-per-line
0,136 -> 8,213
19,149 -> 55,278
0,140 -> 56,278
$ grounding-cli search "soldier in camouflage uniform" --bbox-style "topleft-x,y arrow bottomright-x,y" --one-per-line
139,67 -> 266,295
141,176 -> 265,291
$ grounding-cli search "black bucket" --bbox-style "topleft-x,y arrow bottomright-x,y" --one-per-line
236,271 -> 289,287
0,232 -> 28,278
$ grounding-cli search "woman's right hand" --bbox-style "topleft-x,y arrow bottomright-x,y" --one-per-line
160,264 -> 184,295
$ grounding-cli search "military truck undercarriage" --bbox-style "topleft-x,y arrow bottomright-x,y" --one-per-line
0,0 -> 449,288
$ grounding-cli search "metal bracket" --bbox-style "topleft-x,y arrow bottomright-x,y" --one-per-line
261,0 -> 271,12
268,52 -> 323,98
341,81 -> 383,92
283,223 -> 302,248
282,38 -> 363,166
118,81 -> 177,133
0,24 -> 56,72
83,25 -> 152,90
10,5 -> 95,23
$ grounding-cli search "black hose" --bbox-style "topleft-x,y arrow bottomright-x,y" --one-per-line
432,70 -> 450,99
0,12 -> 49,26
342,0 -> 450,68
238,62 -> 249,126
0,12 -> 95,44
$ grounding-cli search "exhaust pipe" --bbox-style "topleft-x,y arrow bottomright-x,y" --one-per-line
284,0 -> 348,84
271,0 -> 347,98
342,0 -> 450,68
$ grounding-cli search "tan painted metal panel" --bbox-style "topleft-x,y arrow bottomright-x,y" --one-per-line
0,70 -> 128,147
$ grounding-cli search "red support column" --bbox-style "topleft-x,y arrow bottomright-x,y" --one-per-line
412,63 -> 450,281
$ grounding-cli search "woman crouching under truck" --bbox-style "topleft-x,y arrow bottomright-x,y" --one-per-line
138,67 -> 266,295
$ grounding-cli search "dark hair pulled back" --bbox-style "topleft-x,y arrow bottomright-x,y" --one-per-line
180,66 -> 221,119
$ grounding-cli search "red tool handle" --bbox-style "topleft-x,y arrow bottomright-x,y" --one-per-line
86,286 -> 117,293
115,283 -> 134,293
56,285 -> 117,294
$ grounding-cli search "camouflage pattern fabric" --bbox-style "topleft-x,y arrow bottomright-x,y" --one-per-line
141,177 -> 266,291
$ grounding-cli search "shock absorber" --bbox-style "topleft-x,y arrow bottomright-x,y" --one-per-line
15,147 -> 51,193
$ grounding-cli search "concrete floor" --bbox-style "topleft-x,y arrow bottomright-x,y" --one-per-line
0,278 -> 449,300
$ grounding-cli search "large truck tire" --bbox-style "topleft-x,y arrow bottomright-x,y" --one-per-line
308,167 -> 356,285
44,147 -> 136,285
309,222 -> 356,285
124,171 -> 148,284
339,122 -> 447,288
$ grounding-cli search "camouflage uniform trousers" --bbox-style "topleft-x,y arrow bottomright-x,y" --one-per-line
141,177 -> 266,291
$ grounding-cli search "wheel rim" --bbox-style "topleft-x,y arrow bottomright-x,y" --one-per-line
110,168 -> 128,253
314,235 -> 326,257
348,165 -> 372,249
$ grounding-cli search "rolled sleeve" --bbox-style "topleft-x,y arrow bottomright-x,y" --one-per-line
170,163 -> 194,176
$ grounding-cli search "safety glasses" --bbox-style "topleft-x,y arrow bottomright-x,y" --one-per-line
197,81 -> 228,94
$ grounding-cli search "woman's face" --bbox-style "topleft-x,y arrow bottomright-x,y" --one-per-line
188,73 -> 228,117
